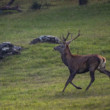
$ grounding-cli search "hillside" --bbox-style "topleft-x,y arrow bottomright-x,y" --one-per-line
0,0 -> 110,110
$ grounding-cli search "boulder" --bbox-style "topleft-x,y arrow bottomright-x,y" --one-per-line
0,42 -> 22,59
30,35 -> 61,44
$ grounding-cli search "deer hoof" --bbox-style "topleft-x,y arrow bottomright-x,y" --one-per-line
77,87 -> 82,89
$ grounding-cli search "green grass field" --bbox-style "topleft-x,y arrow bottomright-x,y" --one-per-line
0,0 -> 110,110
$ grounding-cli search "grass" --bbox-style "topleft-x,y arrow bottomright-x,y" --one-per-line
0,0 -> 110,110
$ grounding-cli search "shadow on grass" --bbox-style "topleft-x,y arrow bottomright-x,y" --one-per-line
52,87 -> 110,100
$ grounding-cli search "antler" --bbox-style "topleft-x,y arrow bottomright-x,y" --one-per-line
64,32 -> 71,41
66,30 -> 80,44
60,32 -> 71,43
60,30 -> 80,44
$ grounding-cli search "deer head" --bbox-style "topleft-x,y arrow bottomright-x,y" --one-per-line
54,31 -> 80,54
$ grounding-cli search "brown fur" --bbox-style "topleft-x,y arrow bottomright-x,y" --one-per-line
54,43 -> 110,92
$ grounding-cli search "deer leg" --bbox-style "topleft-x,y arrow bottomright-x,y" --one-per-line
86,71 -> 95,91
62,73 -> 81,92
62,74 -> 76,92
98,68 -> 110,78
70,82 -> 82,89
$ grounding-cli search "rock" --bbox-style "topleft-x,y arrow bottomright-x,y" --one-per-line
30,35 -> 61,44
0,42 -> 22,59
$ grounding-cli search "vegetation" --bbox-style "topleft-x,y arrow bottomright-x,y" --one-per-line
79,0 -> 88,5
31,2 -> 41,10
0,0 -> 110,110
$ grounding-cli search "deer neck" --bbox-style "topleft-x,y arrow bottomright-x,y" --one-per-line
61,45 -> 72,66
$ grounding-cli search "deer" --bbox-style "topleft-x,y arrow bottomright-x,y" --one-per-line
54,31 -> 110,92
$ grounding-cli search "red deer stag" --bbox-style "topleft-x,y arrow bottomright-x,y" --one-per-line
54,31 -> 110,92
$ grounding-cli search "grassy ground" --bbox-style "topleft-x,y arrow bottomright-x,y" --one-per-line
0,0 -> 110,110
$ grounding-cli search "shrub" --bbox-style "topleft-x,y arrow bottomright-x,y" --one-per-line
79,0 -> 88,5
31,2 -> 41,10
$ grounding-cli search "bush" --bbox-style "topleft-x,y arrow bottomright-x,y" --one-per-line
31,2 -> 41,10
79,0 -> 88,5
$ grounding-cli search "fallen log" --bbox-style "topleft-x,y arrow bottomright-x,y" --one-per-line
0,0 -> 22,12
0,5 -> 22,12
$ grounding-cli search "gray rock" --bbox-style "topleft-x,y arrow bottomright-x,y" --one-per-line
30,35 -> 61,44
0,42 -> 22,59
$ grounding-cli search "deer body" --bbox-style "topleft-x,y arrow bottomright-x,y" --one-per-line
54,31 -> 110,92
61,45 -> 106,74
